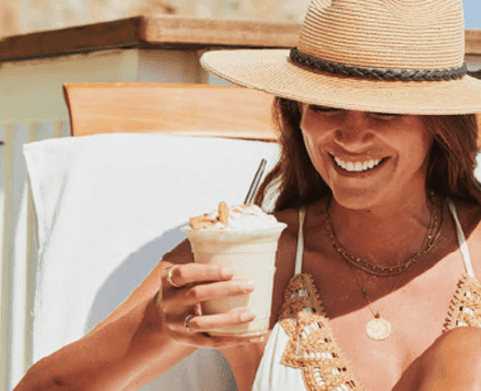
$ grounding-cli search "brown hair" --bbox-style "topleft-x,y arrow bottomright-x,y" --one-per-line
254,97 -> 481,211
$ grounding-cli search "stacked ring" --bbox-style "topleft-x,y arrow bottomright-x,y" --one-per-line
184,314 -> 194,332
165,265 -> 183,288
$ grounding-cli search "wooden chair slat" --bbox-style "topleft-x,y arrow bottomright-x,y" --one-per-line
63,83 -> 277,142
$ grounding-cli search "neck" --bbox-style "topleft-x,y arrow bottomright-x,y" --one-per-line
327,191 -> 438,268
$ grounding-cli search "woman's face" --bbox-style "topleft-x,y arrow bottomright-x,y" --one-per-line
299,104 -> 433,210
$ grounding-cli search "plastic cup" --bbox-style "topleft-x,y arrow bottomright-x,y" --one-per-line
182,224 -> 287,336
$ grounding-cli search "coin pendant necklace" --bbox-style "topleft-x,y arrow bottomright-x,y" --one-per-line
338,252 -> 405,340
323,195 -> 443,341
350,264 -> 404,341
366,316 -> 391,341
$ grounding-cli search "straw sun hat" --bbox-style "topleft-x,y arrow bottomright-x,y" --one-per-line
201,0 -> 481,116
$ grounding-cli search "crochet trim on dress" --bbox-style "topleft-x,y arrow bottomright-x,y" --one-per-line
278,273 -> 366,391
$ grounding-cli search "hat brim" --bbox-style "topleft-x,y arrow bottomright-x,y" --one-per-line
201,49 -> 481,116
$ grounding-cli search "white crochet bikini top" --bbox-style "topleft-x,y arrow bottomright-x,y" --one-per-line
252,199 -> 481,391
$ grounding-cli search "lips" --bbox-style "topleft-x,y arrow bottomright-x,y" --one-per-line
331,155 -> 386,172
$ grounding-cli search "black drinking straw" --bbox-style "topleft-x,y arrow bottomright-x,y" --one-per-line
244,159 -> 267,205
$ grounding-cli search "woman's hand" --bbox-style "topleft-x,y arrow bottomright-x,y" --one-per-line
159,260 -> 263,348
392,327 -> 481,391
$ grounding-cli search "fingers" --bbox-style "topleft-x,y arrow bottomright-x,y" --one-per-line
162,263 -> 234,288
159,262 -> 266,349
183,307 -> 256,333
161,278 -> 254,317
162,263 -> 254,307
169,328 -> 265,349
167,307 -> 266,349
180,279 -> 254,306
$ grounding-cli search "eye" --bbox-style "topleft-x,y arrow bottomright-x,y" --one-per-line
369,112 -> 402,121
309,105 -> 341,114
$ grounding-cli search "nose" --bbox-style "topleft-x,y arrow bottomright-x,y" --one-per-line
334,111 -> 374,148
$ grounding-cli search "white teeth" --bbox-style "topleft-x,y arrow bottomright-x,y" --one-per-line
333,156 -> 383,172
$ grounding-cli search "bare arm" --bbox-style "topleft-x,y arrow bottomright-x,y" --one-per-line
15,299 -> 195,391
14,242 -> 195,390
392,327 -> 481,391
14,239 -> 258,390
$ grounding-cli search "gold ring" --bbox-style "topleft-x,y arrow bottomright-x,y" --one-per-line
184,314 -> 195,332
165,265 -> 183,288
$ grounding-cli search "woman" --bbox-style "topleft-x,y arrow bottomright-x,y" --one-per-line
15,0 -> 481,390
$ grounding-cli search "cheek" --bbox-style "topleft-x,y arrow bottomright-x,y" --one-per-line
416,127 -> 433,160
300,129 -> 334,185
299,110 -> 332,151
300,130 -> 316,158
300,130 -> 319,168
394,128 -> 432,172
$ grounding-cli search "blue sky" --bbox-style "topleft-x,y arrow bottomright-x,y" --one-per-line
464,0 -> 480,28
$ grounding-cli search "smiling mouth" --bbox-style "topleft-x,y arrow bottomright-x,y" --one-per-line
331,155 -> 388,172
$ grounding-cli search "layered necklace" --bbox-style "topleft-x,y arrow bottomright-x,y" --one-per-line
323,194 -> 444,341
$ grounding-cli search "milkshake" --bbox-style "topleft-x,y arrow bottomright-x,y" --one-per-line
182,202 -> 287,336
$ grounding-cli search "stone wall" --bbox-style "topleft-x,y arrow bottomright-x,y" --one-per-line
0,0 -> 309,39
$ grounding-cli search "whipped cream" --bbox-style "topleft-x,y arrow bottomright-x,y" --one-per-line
190,203 -> 281,231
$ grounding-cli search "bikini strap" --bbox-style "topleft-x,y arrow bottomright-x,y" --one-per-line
447,198 -> 475,278
295,207 -> 306,275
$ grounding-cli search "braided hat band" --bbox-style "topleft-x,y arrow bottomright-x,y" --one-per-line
201,0 -> 481,115
289,48 -> 469,82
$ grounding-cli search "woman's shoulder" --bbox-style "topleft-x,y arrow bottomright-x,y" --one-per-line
450,197 -> 481,233
272,197 -> 329,228
273,208 -> 300,230
451,198 -> 481,279
271,197 -> 330,259
272,198 -> 330,252
272,207 -> 302,257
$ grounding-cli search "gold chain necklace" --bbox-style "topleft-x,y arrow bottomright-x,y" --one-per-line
323,195 -> 444,340
323,194 -> 444,277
